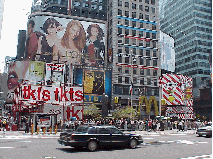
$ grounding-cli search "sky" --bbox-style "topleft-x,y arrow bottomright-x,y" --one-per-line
0,0 -> 32,73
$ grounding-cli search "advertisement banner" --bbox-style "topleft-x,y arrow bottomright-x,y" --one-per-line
29,61 -> 45,85
15,85 -> 83,105
25,15 -> 106,67
45,63 -> 65,86
160,31 -> 175,72
75,68 -> 112,104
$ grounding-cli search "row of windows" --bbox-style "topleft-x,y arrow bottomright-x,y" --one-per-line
118,38 -> 157,48
176,48 -> 211,60
72,8 -> 106,19
176,63 -> 210,74
118,1 -> 156,13
178,69 -> 210,77
114,85 -> 158,96
117,28 -> 156,38
74,2 -> 105,10
176,54 -> 209,64
118,9 -> 155,21
117,76 -> 158,85
117,57 -> 158,66
117,47 -> 157,56
117,68 -> 158,76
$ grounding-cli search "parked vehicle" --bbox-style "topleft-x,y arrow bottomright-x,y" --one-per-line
58,125 -> 143,151
196,125 -> 212,138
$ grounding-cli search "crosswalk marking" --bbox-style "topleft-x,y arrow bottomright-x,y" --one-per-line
180,154 -> 212,159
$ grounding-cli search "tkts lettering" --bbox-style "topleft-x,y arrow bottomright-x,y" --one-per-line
20,85 -> 83,103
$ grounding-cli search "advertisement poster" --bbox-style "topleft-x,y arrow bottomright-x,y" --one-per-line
75,68 -> 112,104
160,31 -> 175,72
45,63 -> 65,86
6,61 -> 30,103
29,61 -> 45,85
25,16 -> 106,67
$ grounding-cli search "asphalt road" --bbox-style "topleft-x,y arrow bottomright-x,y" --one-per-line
0,131 -> 211,159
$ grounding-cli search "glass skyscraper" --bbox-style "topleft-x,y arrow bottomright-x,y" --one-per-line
160,0 -> 212,98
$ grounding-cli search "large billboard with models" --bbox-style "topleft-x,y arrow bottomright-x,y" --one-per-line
25,15 -> 106,67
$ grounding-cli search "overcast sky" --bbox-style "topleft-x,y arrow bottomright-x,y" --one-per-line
0,0 -> 32,73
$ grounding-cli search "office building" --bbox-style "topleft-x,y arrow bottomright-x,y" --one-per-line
160,0 -> 212,98
108,0 -> 160,118
40,0 -> 107,20
0,0 -> 5,39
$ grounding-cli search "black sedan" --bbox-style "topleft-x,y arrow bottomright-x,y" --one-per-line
58,125 -> 143,151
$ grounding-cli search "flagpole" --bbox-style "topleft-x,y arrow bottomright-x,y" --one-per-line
130,50 -> 133,120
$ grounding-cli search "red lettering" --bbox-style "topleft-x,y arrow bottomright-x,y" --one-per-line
75,90 -> 83,101
42,90 -> 50,101
66,107 -> 71,119
22,86 -> 36,100
60,87 -> 69,101
37,87 -> 42,100
54,88 -> 59,101
69,88 -> 75,101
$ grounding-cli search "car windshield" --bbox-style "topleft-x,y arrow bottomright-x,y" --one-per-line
75,126 -> 89,133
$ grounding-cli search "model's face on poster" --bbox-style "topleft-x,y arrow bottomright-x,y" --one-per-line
70,24 -> 80,39
47,23 -> 57,35
91,27 -> 99,37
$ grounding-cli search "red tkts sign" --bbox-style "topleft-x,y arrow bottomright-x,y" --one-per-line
14,85 -> 83,105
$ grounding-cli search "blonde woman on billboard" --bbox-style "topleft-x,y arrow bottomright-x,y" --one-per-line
84,24 -> 105,67
59,20 -> 86,65
36,18 -> 64,63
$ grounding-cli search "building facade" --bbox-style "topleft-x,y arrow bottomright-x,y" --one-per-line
107,0 -> 160,118
160,0 -> 212,99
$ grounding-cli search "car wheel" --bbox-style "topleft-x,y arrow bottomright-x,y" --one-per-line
87,140 -> 98,151
129,139 -> 137,149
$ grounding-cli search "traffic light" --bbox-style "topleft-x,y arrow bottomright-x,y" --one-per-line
114,96 -> 118,104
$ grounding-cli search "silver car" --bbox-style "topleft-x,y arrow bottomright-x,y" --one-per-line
196,125 -> 212,138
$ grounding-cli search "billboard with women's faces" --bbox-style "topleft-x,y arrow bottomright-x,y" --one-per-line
25,15 -> 106,67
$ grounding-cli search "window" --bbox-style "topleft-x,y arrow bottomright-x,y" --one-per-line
140,49 -> 143,55
140,78 -> 144,84
125,68 -> 129,73
151,0 -> 155,5
125,47 -> 129,53
133,69 -> 137,74
153,60 -> 157,66
139,31 -> 143,37
132,30 -> 136,36
132,21 -> 136,27
146,59 -> 150,66
147,69 -> 150,75
88,128 -> 97,134
99,128 -> 109,134
74,1 -> 81,6
125,77 -> 129,83
151,7 -> 155,13
146,41 -> 150,47
118,76 -> 122,83
125,2 -> 129,8
152,24 -> 156,30
118,67 -> 122,73
118,28 -> 122,34
146,32 -> 150,38
118,9 -> 122,15
140,58 -> 143,65
125,29 -> 129,35
118,48 -> 122,53
82,3 -> 89,7
145,0 -> 149,4
153,70 -> 157,76
140,69 -> 144,75
125,57 -> 129,63
145,14 -> 149,20
132,3 -> 136,9
125,19 -> 129,25
118,0 -> 122,7
152,33 -> 156,39
147,78 -> 151,85
145,6 -> 149,12
132,12 -> 136,18
153,41 -> 156,48
146,50 -> 150,56
110,128 -> 121,134
140,23 -> 143,28
91,4 -> 97,9
139,5 -> 143,11
133,77 -> 137,83
125,11 -> 129,17
139,13 -> 143,19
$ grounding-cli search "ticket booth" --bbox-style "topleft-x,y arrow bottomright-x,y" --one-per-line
30,113 -> 57,134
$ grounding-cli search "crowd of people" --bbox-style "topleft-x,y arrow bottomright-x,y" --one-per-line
58,118 -> 210,132
0,116 -> 211,133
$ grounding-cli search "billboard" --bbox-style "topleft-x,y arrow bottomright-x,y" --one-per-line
29,61 -> 45,85
160,31 -> 175,72
45,63 -> 65,86
75,68 -> 112,104
25,15 -> 106,67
